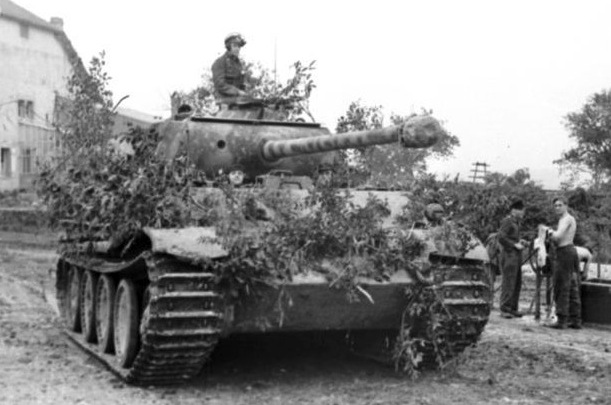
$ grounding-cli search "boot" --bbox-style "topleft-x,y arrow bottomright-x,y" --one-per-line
546,315 -> 568,329
569,319 -> 582,329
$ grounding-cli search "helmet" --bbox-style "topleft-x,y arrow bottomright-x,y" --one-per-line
224,32 -> 246,48
425,203 -> 444,220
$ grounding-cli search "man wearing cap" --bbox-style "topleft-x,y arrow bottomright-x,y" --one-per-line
423,203 -> 445,227
211,33 -> 249,103
545,197 -> 582,329
497,199 -> 528,318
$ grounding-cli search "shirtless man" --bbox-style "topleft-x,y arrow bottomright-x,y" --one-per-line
546,197 -> 582,329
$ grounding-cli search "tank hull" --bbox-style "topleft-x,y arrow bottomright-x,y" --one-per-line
230,258 -> 490,333
56,238 -> 491,385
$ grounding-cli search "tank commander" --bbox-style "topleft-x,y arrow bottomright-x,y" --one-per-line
211,32 -> 250,105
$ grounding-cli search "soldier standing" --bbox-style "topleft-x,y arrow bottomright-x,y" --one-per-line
211,33 -> 249,104
498,199 -> 528,319
546,197 -> 582,329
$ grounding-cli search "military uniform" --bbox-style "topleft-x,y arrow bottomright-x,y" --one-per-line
211,52 -> 246,102
497,215 -> 522,316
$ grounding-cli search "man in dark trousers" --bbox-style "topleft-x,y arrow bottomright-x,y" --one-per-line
546,197 -> 582,329
498,199 -> 528,318
211,32 -> 249,104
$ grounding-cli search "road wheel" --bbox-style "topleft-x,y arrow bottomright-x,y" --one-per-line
113,279 -> 140,368
96,275 -> 116,353
66,266 -> 82,332
80,271 -> 98,343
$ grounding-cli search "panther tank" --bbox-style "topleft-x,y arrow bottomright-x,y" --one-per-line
55,101 -> 492,385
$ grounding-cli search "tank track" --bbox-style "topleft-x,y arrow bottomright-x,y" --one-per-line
414,256 -> 492,368
344,257 -> 491,368
59,253 -> 223,385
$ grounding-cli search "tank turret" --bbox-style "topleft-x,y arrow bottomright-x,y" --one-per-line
155,112 -> 444,181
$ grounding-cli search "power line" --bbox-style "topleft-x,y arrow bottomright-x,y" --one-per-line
471,162 -> 488,183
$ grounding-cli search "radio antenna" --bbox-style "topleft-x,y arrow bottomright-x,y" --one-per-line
274,37 -> 278,85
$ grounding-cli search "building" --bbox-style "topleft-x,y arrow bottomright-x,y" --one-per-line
0,1 -> 162,190
0,0 -> 80,190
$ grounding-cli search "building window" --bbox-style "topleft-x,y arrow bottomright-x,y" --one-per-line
19,23 -> 29,39
21,148 -> 32,174
18,100 -> 34,120
1,148 -> 11,177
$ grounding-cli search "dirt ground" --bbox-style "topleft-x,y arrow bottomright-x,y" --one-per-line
1,234 -> 610,405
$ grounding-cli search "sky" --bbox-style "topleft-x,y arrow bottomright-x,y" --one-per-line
15,0 -> 611,189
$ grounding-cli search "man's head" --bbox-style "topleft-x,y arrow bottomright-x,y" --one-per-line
553,197 -> 569,216
425,203 -> 445,223
509,199 -> 525,219
225,32 -> 246,55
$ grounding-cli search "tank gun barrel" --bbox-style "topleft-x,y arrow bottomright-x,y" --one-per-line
261,115 -> 444,161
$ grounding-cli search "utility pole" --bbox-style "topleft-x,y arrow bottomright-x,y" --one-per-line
471,162 -> 488,183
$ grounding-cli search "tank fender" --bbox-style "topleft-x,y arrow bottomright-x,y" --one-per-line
143,226 -> 227,261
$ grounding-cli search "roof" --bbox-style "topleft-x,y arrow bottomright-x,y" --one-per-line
0,0 -> 86,78
0,0 -> 60,33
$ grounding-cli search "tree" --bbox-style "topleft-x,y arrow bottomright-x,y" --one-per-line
57,52 -> 116,163
556,161 -> 593,190
401,169 -> 553,242
335,100 -> 460,188
38,52 -> 209,244
557,89 -> 611,187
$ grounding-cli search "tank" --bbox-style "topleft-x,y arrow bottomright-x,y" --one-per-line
54,103 -> 492,385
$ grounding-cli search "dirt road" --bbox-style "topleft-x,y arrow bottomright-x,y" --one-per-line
1,243 -> 610,405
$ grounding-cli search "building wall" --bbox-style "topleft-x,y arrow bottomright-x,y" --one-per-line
0,16 -> 72,190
